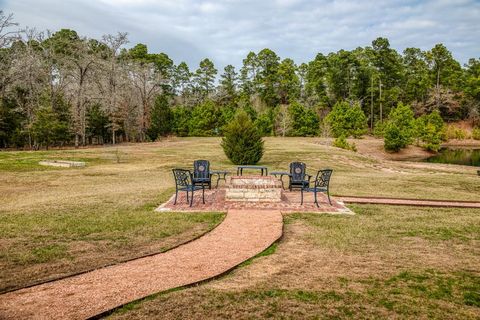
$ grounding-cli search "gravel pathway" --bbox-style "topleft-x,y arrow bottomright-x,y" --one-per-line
338,196 -> 480,208
0,209 -> 283,320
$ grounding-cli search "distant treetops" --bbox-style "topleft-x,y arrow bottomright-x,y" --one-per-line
0,12 -> 479,151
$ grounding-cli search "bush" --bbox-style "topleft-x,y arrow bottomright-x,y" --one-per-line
415,110 -> 445,152
445,124 -> 469,140
288,101 -> 319,136
146,94 -> 172,140
221,110 -> 264,165
254,112 -> 274,136
324,100 -> 367,138
373,121 -> 386,138
188,100 -> 220,136
333,136 -> 357,152
171,106 -> 191,137
32,106 -> 70,150
384,103 -> 415,152
473,127 -> 480,140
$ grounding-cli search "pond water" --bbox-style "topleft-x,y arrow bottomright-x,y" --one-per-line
426,148 -> 480,167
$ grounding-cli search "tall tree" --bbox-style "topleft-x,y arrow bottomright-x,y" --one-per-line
371,37 -> 404,122
255,48 -> 280,107
305,53 -> 328,106
219,64 -> 238,102
277,58 -> 300,104
403,47 -> 431,106
100,32 -> 128,144
426,43 -> 463,112
194,58 -> 217,97
240,51 -> 258,96
173,61 -> 191,104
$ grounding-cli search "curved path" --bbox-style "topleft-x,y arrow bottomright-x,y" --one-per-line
0,209 -> 283,320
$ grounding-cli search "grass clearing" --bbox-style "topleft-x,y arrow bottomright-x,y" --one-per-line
108,204 -> 480,319
1,137 -> 479,317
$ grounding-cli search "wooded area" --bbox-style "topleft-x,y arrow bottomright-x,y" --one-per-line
0,10 -> 479,149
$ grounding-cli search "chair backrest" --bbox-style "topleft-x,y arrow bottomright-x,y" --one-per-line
193,160 -> 210,179
172,168 -> 192,187
290,162 -> 306,182
314,169 -> 333,188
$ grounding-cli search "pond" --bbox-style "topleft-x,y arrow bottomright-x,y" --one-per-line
426,148 -> 480,167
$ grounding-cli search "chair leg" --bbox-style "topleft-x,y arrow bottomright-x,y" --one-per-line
327,190 -> 332,206
186,190 -> 189,203
202,186 -> 205,204
301,188 -> 304,205
174,190 -> 178,205
314,191 -> 319,208
190,190 -> 194,207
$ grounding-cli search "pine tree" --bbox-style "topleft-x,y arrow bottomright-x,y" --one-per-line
221,110 -> 264,165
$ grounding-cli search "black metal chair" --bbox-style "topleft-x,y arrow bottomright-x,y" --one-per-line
172,168 -> 205,207
288,162 -> 311,191
301,169 -> 333,207
193,160 -> 211,190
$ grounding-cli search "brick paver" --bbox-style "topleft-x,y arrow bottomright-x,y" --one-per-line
157,189 -> 353,214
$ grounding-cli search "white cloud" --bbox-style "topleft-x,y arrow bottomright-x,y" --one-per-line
2,0 -> 479,70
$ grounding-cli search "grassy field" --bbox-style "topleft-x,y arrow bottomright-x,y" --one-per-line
1,137 -> 479,317
109,205 -> 480,319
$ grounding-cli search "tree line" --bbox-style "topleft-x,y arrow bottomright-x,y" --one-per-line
0,11 -> 479,149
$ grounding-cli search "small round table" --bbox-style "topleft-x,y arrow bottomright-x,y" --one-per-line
270,171 -> 291,190
210,170 -> 229,188
236,165 -> 268,176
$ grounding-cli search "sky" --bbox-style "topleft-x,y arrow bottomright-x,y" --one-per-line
2,0 -> 480,70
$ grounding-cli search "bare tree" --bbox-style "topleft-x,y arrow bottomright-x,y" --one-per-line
60,38 -> 98,147
11,28 -> 50,148
0,11 -> 19,49
128,61 -> 164,141
100,32 -> 128,144
0,12 -> 20,97
275,104 -> 292,137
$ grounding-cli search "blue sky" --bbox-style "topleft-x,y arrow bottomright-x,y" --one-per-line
2,0 -> 480,70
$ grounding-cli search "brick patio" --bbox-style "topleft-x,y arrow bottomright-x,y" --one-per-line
156,188 -> 353,214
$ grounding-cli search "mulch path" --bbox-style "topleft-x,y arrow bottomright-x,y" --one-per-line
338,196 -> 480,208
0,209 -> 283,320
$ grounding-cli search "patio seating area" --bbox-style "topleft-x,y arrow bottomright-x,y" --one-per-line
172,161 -> 336,209
156,188 -> 351,214
166,161 -> 348,213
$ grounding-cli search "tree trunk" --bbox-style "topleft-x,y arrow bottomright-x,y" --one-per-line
370,76 -> 374,129
379,80 -> 383,123
436,68 -> 441,109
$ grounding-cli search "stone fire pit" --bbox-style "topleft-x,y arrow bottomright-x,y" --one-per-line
226,175 -> 282,202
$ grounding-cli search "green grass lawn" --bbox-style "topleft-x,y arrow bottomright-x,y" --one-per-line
1,137 -> 479,318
